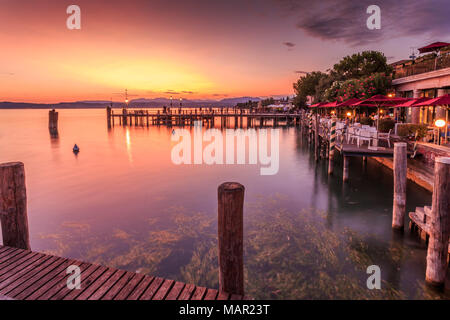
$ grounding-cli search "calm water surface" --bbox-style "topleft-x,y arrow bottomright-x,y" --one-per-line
0,109 -> 445,299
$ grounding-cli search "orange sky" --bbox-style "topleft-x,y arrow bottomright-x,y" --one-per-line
0,0 -> 447,103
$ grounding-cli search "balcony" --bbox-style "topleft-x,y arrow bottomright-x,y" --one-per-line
392,50 -> 450,79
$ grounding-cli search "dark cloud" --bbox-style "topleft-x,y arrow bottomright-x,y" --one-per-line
276,0 -> 450,46
283,41 -> 296,48
181,90 -> 196,94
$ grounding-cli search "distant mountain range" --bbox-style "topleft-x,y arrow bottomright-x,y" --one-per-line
0,97 -> 262,109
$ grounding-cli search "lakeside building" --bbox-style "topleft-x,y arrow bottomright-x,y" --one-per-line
392,41 -> 450,125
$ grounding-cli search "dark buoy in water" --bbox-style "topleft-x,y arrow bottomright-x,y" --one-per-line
73,144 -> 80,154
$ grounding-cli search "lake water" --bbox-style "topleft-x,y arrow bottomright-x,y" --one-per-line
0,109 -> 446,299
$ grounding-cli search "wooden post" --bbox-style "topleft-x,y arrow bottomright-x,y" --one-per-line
315,113 -> 319,162
392,143 -> 407,230
0,162 -> 30,250
48,109 -> 58,130
425,157 -> 450,286
343,155 -> 350,182
328,116 -> 336,175
218,182 -> 244,295
106,106 -> 112,127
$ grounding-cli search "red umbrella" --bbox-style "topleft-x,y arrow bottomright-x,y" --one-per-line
394,97 -> 431,108
336,98 -> 362,107
321,101 -> 340,108
415,94 -> 450,144
414,94 -> 450,107
309,102 -> 327,108
418,42 -> 450,54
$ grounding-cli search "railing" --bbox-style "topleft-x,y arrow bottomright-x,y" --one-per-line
392,51 -> 450,79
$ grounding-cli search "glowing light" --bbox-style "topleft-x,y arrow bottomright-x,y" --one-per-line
435,119 -> 446,128
346,112 -> 352,117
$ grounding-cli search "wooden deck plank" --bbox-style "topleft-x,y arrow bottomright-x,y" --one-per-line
190,286 -> 207,300
62,265 -> 108,300
75,268 -> 116,300
177,283 -> 196,300
165,281 -> 185,300
0,254 -> 50,289
151,279 -> 174,300
19,259 -> 81,300
203,288 -> 219,300
126,275 -> 155,300
0,250 -> 32,272
47,263 -> 99,300
0,255 -> 60,294
101,271 -> 135,300
217,291 -> 230,300
88,269 -> 126,300
138,277 -> 164,300
113,273 -> 146,300
0,246 -> 244,300
4,257 -> 67,298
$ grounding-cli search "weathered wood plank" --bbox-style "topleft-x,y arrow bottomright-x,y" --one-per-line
47,264 -> 99,300
4,257 -> 66,298
165,281 -> 185,300
0,254 -> 49,287
0,249 -> 30,270
138,277 -> 163,300
113,273 -> 146,300
62,265 -> 108,300
88,269 -> 126,300
126,275 -> 154,300
0,255 -> 58,294
177,283 -> 196,300
151,279 -> 174,300
19,259 -> 82,300
217,291 -> 230,300
190,286 -> 207,300
203,288 -> 219,300
75,268 -> 116,300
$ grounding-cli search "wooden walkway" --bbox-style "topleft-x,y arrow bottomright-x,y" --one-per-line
0,245 -> 245,300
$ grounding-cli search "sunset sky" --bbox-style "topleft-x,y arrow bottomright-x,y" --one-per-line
0,0 -> 449,103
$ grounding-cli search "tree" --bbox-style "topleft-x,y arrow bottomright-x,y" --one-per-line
293,71 -> 328,108
332,51 -> 392,80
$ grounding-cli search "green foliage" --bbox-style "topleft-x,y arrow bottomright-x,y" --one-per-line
397,124 -> 428,138
293,71 -> 328,107
378,119 -> 396,133
332,51 -> 393,80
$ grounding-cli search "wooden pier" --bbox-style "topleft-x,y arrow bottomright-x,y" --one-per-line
106,107 -> 302,128
0,245 -> 245,300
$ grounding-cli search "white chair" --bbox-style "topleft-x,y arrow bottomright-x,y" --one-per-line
378,129 -> 392,148
357,129 -> 372,147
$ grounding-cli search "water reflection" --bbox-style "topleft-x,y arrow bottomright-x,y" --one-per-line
0,109 -> 444,300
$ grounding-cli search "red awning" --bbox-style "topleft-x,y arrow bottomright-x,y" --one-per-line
320,101 -> 339,108
414,94 -> 450,106
309,102 -> 327,108
394,97 -> 431,107
418,42 -> 450,54
336,98 -> 362,107
357,95 -> 408,106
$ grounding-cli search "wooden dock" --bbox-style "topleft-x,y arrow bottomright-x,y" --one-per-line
0,245 -> 245,300
106,107 -> 302,128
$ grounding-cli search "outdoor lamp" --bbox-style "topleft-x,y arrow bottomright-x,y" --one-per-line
435,119 -> 446,145
435,119 -> 446,128
346,112 -> 352,117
